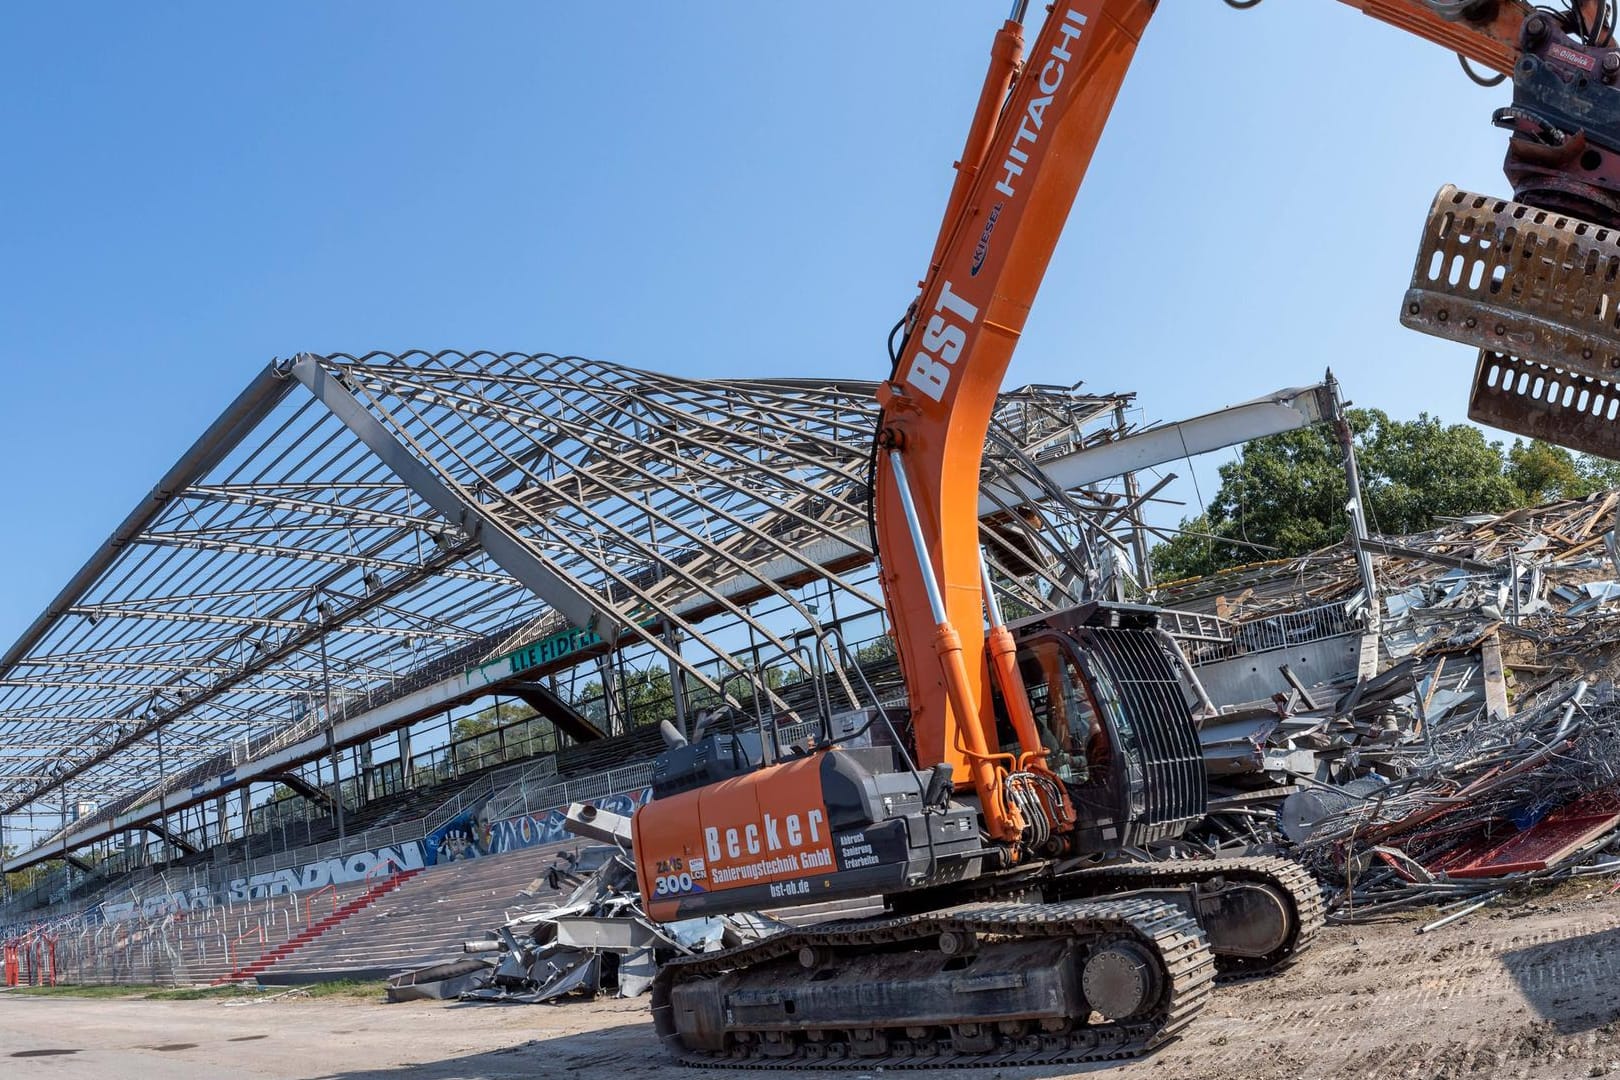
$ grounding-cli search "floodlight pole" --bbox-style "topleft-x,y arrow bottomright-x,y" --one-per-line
1328,372 -> 1378,606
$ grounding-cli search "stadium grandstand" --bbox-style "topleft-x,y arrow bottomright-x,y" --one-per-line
0,349 -> 1154,987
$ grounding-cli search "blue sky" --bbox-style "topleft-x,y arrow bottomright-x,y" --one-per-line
0,2 -> 1518,646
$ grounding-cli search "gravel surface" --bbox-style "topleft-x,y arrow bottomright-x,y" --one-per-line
9,886 -> 1620,1079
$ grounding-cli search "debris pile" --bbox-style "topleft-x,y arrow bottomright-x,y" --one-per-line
388,843 -> 782,1005
1166,494 -> 1620,921
1290,681 -> 1620,923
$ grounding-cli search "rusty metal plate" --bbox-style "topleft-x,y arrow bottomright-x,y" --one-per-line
1403,185 -> 1620,381
1443,788 -> 1620,879
1468,350 -> 1620,461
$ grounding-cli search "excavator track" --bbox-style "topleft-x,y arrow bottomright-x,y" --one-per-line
650,895 -> 1215,1070
1048,855 -> 1325,979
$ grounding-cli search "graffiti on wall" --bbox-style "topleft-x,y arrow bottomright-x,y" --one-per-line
487,789 -> 649,854
425,807 -> 492,865
424,788 -> 651,865
225,841 -> 424,900
95,840 -> 426,921
100,886 -> 214,923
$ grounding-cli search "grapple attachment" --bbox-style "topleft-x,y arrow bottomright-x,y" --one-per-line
1403,185 -> 1620,458
1467,351 -> 1620,460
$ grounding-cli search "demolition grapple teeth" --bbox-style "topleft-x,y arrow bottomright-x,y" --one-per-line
1465,350 -> 1620,461
1403,185 -> 1620,458
1403,185 -> 1620,385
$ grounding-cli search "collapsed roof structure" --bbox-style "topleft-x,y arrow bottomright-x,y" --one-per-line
1165,495 -> 1620,921
2,350 -> 1166,878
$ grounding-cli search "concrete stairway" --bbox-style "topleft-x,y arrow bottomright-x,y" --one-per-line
266,843 -> 583,981
213,870 -> 422,984
53,886 -> 348,986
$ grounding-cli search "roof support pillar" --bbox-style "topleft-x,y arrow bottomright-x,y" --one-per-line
505,681 -> 607,743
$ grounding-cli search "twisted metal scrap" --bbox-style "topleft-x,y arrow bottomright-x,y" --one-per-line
1292,681 -> 1620,920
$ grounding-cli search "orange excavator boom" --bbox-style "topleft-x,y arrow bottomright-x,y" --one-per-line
872,0 -> 1602,844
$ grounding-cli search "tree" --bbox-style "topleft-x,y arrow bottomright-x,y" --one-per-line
1505,439 -> 1585,505
620,668 -> 677,727
451,700 -> 538,769
854,635 -> 895,666
569,669 -> 678,732
453,700 -> 531,743
3,846 -> 57,899
1151,410 -> 1532,582
1505,439 -> 1620,504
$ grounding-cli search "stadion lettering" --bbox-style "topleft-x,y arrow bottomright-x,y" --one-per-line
96,841 -> 426,920
226,841 -> 424,900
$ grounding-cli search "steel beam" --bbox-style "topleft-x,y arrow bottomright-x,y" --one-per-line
505,680 -> 607,743
284,355 -> 618,639
142,821 -> 199,856
978,382 -> 1335,509
0,363 -> 296,682
267,771 -> 336,809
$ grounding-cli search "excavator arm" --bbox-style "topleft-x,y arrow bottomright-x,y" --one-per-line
1346,1 -> 1591,74
873,0 -> 1617,843
636,1 -> 1620,1063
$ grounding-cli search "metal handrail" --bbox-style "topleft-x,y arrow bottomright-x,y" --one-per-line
304,883 -> 338,927
363,855 -> 406,888
226,924 -> 263,973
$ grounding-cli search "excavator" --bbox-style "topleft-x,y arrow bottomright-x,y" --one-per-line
629,0 -> 1620,1067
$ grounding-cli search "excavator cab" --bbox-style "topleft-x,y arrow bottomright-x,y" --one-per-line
1005,603 -> 1208,856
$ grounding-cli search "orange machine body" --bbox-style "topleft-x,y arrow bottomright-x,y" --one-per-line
633,755 -> 835,923
631,0 -> 1561,921
873,2 -> 1155,840
872,0 -> 1551,844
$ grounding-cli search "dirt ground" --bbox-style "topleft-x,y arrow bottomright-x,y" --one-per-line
10,886 -> 1620,1079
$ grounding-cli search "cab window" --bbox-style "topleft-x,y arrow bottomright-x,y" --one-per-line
1015,638 -> 1100,783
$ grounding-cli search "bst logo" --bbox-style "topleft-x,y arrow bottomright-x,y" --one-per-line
902,281 -> 980,403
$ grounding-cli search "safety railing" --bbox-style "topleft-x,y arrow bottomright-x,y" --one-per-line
1179,599 -> 1361,664
227,924 -> 264,973
43,612 -> 559,853
363,855 -> 408,889
304,883 -> 338,928
483,760 -> 655,825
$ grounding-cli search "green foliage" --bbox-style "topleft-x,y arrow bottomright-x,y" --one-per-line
450,699 -> 552,769
571,667 -> 678,730
11,984 -> 166,998
291,978 -> 387,999
13,980 -> 381,1001
1151,411 -> 1618,582
854,635 -> 895,665
3,847 -> 59,898
1505,439 -> 1585,505
620,668 -> 677,727
1504,439 -> 1620,504
452,700 -> 531,742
